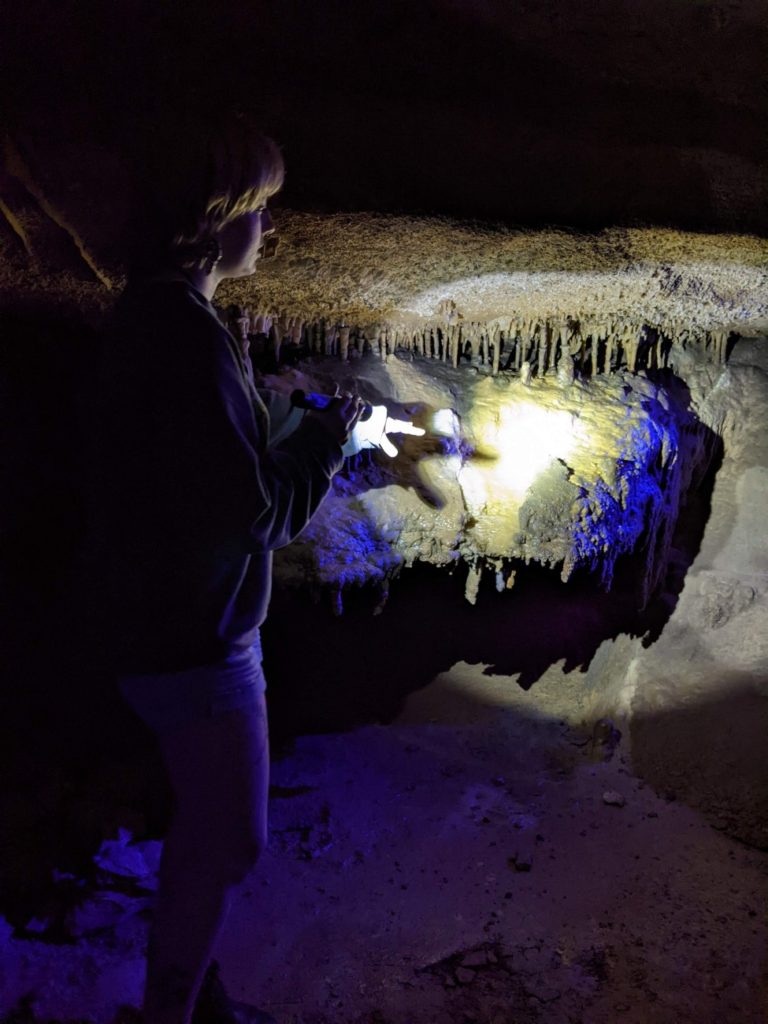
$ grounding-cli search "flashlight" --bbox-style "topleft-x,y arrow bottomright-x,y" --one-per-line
290,388 -> 373,421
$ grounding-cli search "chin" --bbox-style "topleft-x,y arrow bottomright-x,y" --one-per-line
235,263 -> 258,278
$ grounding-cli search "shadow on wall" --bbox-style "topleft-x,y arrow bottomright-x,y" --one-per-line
265,435 -> 719,746
0,309 -> 723,928
266,373 -> 722,743
630,676 -> 768,850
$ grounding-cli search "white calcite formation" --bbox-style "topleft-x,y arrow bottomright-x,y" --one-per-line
223,215 -> 768,375
272,355 -> 711,607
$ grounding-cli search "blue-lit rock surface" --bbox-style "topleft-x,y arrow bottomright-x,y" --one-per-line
270,357 -> 710,607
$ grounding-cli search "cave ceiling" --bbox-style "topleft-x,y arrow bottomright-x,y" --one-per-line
0,0 -> 766,326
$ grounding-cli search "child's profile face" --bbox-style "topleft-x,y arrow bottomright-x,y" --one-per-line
216,208 -> 275,279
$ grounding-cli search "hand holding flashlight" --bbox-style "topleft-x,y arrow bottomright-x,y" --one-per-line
290,390 -> 425,457
344,403 -> 425,458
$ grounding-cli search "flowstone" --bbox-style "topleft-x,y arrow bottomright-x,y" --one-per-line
270,356 -> 711,606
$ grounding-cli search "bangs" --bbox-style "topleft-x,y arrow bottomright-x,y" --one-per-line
204,123 -> 285,228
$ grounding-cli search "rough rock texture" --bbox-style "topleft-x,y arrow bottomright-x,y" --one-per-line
1,4 -> 766,1018
223,214 -> 768,345
270,356 -> 713,609
580,338 -> 768,848
2,670 -> 766,1024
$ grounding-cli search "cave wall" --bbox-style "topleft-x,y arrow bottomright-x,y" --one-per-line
0,0 -> 766,851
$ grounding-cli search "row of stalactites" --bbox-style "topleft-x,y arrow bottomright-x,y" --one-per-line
223,307 -> 733,375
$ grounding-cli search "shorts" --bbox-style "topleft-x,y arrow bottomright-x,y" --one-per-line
118,635 -> 266,736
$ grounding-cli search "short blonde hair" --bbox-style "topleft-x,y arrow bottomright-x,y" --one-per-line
133,109 -> 285,271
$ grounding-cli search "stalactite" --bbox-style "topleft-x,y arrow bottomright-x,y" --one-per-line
269,322 -> 282,365
326,324 -> 338,357
557,354 -> 574,385
605,335 -> 614,375
568,325 -> 581,358
338,325 -> 350,361
538,323 -> 548,378
546,323 -> 557,375
441,327 -> 450,362
710,328 -> 729,364
626,336 -> 639,373
530,323 -> 540,376
251,312 -> 735,379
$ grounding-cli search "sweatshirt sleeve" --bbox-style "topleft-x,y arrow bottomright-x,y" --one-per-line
197,321 -> 344,553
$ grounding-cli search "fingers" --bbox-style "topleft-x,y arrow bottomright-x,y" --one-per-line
380,435 -> 398,458
384,416 -> 426,437
329,393 -> 364,431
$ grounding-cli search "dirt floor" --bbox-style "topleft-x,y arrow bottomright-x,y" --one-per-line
1,343 -> 767,1024
1,645 -> 765,1024
221,665 -> 768,1024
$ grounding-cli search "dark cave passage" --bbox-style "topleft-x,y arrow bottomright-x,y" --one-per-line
265,438 -> 721,747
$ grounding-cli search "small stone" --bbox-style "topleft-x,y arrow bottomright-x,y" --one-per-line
461,951 -> 488,968
509,847 -> 533,871
602,790 -> 626,807
67,892 -> 150,937
455,967 -> 476,985
526,983 -> 561,1003
24,916 -> 51,934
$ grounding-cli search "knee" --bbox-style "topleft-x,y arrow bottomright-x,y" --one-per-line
218,825 -> 267,888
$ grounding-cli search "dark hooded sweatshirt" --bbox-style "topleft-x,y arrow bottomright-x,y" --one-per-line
90,278 -> 342,674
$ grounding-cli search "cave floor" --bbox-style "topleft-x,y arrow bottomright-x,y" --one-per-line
2,662 -> 765,1024
220,668 -> 768,1024
3,341 -> 768,1023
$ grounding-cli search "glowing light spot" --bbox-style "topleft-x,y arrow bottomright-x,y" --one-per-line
466,401 -> 583,501
497,403 -> 580,495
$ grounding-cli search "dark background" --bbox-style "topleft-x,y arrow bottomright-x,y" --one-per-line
0,0 -> 765,925
2,0 -> 766,231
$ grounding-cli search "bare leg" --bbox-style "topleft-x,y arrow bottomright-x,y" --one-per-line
142,694 -> 269,1024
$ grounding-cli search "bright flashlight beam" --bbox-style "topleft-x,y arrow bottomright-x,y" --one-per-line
461,402 -> 581,501
493,403 -> 579,495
